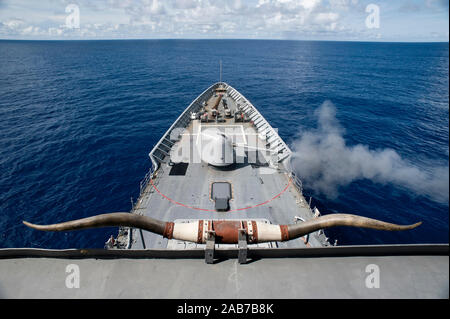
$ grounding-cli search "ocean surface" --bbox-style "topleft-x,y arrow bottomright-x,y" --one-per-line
0,40 -> 448,249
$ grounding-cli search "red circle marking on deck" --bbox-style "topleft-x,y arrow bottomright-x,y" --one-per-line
150,177 -> 292,212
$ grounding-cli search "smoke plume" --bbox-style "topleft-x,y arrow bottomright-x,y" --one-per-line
290,101 -> 449,203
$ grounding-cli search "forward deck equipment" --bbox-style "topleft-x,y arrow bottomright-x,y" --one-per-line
23,82 -> 422,261
10,82 -> 448,299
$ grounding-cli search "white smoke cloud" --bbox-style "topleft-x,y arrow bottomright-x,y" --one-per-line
291,101 -> 449,203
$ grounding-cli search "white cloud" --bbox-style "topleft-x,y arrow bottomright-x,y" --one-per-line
314,12 -> 339,24
0,0 -> 447,40
301,0 -> 321,10
4,18 -> 25,29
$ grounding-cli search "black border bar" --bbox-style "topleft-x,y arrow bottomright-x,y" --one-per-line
0,244 -> 447,259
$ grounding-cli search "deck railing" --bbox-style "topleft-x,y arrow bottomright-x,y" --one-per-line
290,171 -> 303,194
226,85 -> 292,164
139,166 -> 154,196
148,82 -> 224,171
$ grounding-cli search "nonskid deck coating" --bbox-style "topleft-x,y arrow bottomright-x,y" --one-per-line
1,254 -> 447,298
128,87 -> 328,250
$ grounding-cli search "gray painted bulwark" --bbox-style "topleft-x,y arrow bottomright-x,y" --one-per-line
0,245 -> 448,299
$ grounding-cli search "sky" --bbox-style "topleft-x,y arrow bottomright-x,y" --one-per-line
0,0 -> 448,41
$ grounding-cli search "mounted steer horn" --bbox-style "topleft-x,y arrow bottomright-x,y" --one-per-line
23,213 -> 421,244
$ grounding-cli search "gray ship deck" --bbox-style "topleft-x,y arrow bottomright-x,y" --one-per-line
3,83 -> 447,300
0,245 -> 447,298
126,83 -> 329,250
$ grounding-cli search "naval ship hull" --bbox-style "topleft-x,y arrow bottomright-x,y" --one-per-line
5,82 -> 447,299
115,82 -> 330,250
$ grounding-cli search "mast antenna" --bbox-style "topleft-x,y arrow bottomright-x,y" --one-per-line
220,60 -> 222,83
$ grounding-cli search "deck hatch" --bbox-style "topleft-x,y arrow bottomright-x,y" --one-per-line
211,182 -> 232,211
169,162 -> 189,176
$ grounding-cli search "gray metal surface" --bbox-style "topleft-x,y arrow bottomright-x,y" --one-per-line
0,247 -> 447,298
124,82 -> 329,250
4,83 -> 446,300
212,182 -> 231,211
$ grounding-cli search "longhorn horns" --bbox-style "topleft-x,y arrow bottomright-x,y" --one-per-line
23,212 -> 421,244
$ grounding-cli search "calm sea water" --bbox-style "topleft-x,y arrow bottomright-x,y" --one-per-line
0,40 -> 448,249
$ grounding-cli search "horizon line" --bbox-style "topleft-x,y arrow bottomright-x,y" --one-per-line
0,38 -> 448,44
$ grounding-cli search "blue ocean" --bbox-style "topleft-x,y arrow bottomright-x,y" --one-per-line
0,40 -> 448,249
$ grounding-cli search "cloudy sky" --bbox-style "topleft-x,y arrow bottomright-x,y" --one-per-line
0,0 -> 448,41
